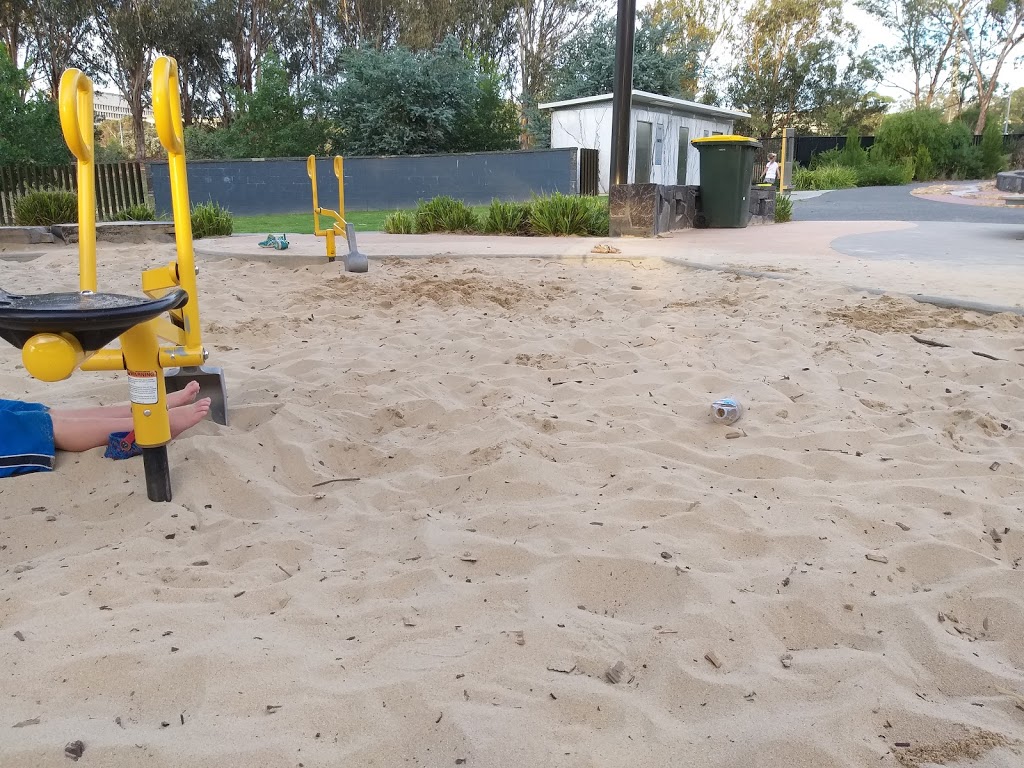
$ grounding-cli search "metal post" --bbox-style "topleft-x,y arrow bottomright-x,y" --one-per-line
143,446 -> 172,502
783,127 -> 796,192
610,0 -> 637,187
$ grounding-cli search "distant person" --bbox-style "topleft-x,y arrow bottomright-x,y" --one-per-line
763,153 -> 780,187
1,381 -> 210,478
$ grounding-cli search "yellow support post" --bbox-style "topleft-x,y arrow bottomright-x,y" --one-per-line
58,69 -> 96,293
325,229 -> 336,262
779,130 -> 788,192
334,156 -> 345,224
307,155 -> 324,235
119,322 -> 172,449
152,57 -> 201,356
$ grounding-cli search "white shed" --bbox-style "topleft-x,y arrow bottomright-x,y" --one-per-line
539,90 -> 750,193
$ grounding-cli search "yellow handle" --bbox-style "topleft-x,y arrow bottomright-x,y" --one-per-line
58,69 -> 96,293
308,155 -> 325,235
59,70 -> 94,163
152,57 -> 185,154
151,55 -> 202,356
333,156 -> 345,222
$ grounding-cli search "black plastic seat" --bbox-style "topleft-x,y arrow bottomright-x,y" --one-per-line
0,288 -> 188,351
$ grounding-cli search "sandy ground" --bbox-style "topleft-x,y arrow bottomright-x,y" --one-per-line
2,242 -> 1024,767
913,182 -> 1019,208
198,222 -> 1024,311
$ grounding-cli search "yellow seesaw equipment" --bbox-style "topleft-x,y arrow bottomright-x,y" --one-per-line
306,154 -> 368,272
0,56 -> 227,502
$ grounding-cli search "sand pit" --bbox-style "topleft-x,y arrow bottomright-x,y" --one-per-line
2,244 -> 1023,767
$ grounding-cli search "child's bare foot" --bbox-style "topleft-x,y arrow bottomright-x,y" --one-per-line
169,398 -> 211,438
166,381 -> 201,409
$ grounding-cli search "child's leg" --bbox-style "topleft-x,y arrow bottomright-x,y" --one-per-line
54,381 -> 201,421
52,398 -> 212,452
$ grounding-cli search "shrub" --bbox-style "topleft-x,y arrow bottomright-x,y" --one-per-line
112,203 -> 156,221
383,210 -> 415,234
1011,138 -> 1024,169
874,108 -> 1001,180
855,159 -> 915,187
586,197 -> 609,236
979,119 -> 1008,177
913,145 -> 935,181
809,148 -> 844,169
792,163 -> 858,191
13,188 -> 77,226
874,109 -> 946,168
483,199 -> 532,234
190,201 -> 233,238
942,120 -> 982,179
528,192 -> 597,236
774,195 -> 793,223
414,196 -> 479,233
184,125 -> 232,160
840,127 -> 869,168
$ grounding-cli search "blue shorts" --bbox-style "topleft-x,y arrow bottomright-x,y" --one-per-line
0,399 -> 55,477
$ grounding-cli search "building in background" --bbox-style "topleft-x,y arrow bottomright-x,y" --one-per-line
93,90 -> 155,124
540,91 -> 749,192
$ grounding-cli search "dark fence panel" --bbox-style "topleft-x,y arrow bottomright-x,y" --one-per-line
793,136 -> 875,167
580,148 -> 599,196
150,148 -> 584,217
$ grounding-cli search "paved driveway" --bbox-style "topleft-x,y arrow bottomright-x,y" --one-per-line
793,184 -> 1024,224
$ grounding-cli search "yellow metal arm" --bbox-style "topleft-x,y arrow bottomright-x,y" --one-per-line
58,69 -> 96,293
334,156 -> 346,222
307,154 -> 363,269
152,56 -> 204,358
308,155 -> 348,231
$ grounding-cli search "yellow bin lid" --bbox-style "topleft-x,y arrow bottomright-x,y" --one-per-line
691,135 -> 761,148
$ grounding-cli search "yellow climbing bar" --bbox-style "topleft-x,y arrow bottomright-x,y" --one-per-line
58,69 -> 96,293
151,56 -> 202,358
334,156 -> 346,223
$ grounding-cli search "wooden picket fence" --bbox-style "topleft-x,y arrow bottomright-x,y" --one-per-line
0,162 -> 151,226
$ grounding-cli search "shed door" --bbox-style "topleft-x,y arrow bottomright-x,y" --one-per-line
677,127 -> 690,185
635,120 -> 653,184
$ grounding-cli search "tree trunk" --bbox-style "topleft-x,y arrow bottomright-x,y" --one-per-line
129,59 -> 149,161
131,95 -> 146,161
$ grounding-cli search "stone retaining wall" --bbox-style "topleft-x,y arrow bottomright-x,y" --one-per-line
996,171 -> 1024,194
610,184 -> 777,237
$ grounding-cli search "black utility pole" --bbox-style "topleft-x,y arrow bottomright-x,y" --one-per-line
610,0 -> 637,187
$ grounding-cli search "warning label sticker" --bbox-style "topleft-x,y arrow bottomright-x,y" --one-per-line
128,371 -> 160,404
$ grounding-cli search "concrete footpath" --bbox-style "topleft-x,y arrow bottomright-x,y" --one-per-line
198,219 -> 1024,314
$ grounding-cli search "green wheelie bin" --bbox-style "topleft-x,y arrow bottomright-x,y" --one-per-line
691,135 -> 762,228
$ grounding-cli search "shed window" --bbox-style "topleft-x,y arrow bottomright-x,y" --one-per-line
635,120 -> 653,184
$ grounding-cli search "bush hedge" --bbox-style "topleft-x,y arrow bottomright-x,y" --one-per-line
414,196 -> 480,233
483,199 -> 531,235
383,210 -> 415,234
774,195 -> 793,223
112,203 -> 157,221
802,127 -> 917,189
793,163 -> 858,191
806,118 -> 1007,187
873,110 -> 1007,180
191,201 -> 233,238
13,188 -> 78,226
387,194 -> 610,237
